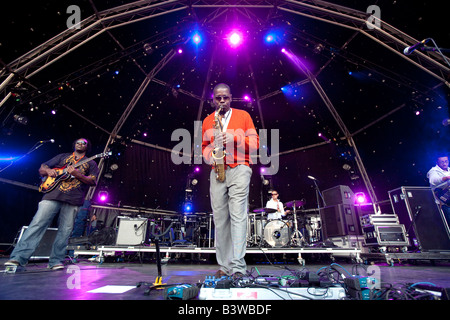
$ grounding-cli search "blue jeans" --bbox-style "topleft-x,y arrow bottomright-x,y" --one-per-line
210,165 -> 252,275
10,200 -> 79,267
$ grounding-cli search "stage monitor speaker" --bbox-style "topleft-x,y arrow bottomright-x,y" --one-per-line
323,185 -> 354,206
319,204 -> 362,239
18,227 -> 58,260
115,217 -> 149,246
389,186 -> 450,252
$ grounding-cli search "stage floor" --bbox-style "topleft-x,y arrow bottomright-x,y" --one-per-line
1,255 -> 450,301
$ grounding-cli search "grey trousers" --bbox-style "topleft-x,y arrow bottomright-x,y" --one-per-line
210,164 -> 252,275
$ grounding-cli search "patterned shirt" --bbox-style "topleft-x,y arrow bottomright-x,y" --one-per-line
42,153 -> 99,206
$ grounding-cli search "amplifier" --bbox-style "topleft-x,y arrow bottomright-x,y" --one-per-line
115,217 -> 149,246
363,224 -> 409,247
18,226 -> 58,260
323,185 -> 354,206
389,186 -> 450,251
319,203 -> 362,239
360,214 -> 399,227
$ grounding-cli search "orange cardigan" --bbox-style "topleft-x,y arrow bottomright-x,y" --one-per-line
202,108 -> 259,168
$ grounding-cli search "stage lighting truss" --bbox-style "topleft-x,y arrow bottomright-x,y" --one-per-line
1,0 -> 448,108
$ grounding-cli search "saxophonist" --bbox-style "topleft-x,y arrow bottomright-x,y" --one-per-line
202,83 -> 259,279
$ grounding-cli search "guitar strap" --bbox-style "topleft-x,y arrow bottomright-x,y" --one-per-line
70,152 -> 85,166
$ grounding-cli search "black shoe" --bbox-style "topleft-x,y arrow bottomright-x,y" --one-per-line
214,270 -> 228,278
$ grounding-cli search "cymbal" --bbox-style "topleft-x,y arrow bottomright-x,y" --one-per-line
252,207 -> 277,213
284,200 -> 304,208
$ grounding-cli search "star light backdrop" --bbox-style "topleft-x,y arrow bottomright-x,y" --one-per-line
0,1 -> 449,243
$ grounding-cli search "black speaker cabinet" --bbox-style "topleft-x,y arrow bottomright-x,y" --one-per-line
323,185 -> 354,206
389,186 -> 450,252
319,204 -> 362,239
18,226 -> 58,259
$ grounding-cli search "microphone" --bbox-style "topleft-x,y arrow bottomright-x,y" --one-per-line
307,175 -> 318,181
39,139 -> 55,144
403,38 -> 430,55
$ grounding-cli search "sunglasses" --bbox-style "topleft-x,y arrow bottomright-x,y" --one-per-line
76,140 -> 87,145
215,96 -> 230,101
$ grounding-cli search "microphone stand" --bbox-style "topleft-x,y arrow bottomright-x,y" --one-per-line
311,178 -> 326,209
419,38 -> 450,68
136,221 -> 174,295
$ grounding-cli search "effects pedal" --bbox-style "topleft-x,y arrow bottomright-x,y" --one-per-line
163,284 -> 200,300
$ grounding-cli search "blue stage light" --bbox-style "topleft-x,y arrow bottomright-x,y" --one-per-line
183,202 -> 193,213
265,34 -> 274,43
193,33 -> 202,45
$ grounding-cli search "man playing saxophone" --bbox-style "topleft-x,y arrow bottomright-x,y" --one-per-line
202,83 -> 259,279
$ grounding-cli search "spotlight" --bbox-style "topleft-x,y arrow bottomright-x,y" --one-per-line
227,30 -> 243,48
13,114 -> 28,125
183,201 -> 193,213
143,43 -> 153,54
354,192 -> 368,205
98,191 -> 109,202
177,48 -> 183,54
193,33 -> 202,45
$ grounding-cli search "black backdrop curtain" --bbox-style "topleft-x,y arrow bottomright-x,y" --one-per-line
98,141 -> 359,214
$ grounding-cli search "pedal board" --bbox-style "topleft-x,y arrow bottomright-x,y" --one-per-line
199,275 -> 346,300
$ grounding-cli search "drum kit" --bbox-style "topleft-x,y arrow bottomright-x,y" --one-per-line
247,200 -> 322,248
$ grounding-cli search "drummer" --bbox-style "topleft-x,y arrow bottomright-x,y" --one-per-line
265,190 -> 287,220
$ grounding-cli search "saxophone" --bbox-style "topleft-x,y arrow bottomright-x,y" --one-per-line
212,108 -> 226,182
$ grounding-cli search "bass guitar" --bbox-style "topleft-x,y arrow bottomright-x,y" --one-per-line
39,152 -> 111,193
432,180 -> 450,206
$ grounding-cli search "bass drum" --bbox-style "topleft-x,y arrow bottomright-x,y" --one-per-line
264,220 -> 290,247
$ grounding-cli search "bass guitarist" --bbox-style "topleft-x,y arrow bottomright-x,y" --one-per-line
5,138 -> 99,270
427,155 -> 450,225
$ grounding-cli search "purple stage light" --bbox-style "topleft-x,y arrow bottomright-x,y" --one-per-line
98,191 -> 108,202
195,166 -> 200,172
243,95 -> 250,101
227,30 -> 243,48
355,192 -> 368,205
